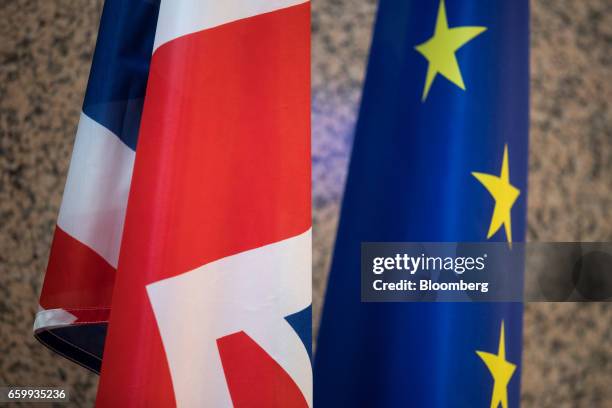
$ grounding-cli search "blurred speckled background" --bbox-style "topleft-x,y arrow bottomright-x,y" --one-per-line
0,0 -> 610,406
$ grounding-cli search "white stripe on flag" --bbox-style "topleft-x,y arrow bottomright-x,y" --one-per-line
146,229 -> 312,407
153,0 -> 309,52
57,112 -> 135,268
33,308 -> 78,331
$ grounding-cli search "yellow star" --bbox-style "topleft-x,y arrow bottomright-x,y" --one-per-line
414,0 -> 486,101
476,321 -> 517,408
472,144 -> 520,247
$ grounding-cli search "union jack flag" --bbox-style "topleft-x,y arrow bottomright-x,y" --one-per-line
34,0 -> 312,406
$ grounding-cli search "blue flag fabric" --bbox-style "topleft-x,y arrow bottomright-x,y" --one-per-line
314,0 -> 528,407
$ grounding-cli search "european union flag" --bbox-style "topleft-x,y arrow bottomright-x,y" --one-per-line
314,0 -> 528,407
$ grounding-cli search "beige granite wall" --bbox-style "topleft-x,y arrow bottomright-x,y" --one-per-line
0,0 -> 610,406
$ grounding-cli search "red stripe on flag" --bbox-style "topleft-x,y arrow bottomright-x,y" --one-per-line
69,308 -> 110,324
40,226 -> 115,311
96,302 -> 177,407
218,332 -> 309,408
120,7 -> 311,282
97,3 -> 310,406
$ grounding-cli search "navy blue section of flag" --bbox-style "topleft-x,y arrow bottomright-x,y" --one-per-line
315,0 -> 528,407
286,305 -> 313,361
82,0 -> 160,150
